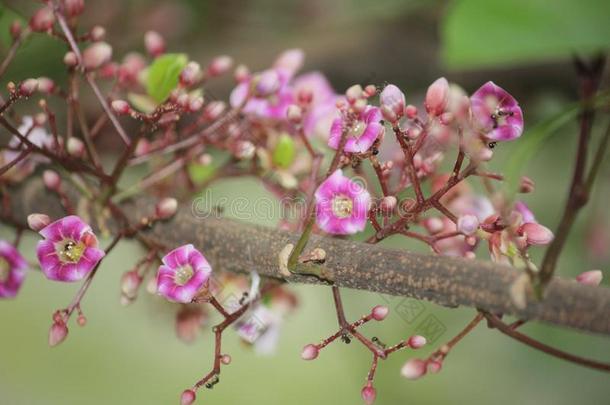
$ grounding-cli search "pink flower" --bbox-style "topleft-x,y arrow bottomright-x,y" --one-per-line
156,244 -> 212,303
425,78 -> 449,116
328,106 -> 383,153
0,241 -> 28,298
315,170 -> 371,235
471,81 -> 523,141
230,68 -> 293,120
576,270 -> 603,286
401,358 -> 427,380
36,216 -> 105,282
293,72 -> 340,138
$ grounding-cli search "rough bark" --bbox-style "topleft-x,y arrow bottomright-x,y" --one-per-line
4,178 -> 610,336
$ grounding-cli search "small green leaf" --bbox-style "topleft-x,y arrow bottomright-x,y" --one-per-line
272,134 -> 296,169
127,93 -> 157,114
146,53 -> 188,103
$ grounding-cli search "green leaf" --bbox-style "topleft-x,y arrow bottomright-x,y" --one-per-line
442,0 -> 610,69
145,53 -> 188,103
272,134 -> 296,169
127,93 -> 157,114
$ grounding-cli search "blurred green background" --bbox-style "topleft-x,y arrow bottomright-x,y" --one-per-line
1,0 -> 610,404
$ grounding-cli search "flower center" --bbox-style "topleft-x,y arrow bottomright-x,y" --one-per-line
56,239 -> 86,263
174,265 -> 194,286
0,257 -> 10,283
349,121 -> 366,138
332,195 -> 353,218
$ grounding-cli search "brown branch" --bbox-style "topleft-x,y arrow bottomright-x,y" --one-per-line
3,177 -> 610,336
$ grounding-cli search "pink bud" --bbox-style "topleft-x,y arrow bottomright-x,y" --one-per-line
49,321 -> 69,347
380,105 -> 396,123
188,96 -> 204,112
18,79 -> 38,97
144,31 -> 165,57
345,84 -> 363,103
380,196 -> 397,213
407,335 -> 427,349
405,104 -> 418,119
90,25 -> 106,41
221,354 -> 232,365
67,137 -> 85,157
37,77 -> 55,94
83,42 -> 113,70
273,48 -> 304,76
43,170 -> 61,190
287,104 -> 303,123
180,62 -> 201,87
255,70 -> 280,97
156,197 -> 178,219
301,344 -> 319,360
180,389 -> 196,405
457,214 -> 479,236
380,84 -> 405,120
27,213 -> 51,231
121,270 -> 141,299
401,358 -> 427,380
427,359 -> 443,374
425,217 -> 444,234
204,101 -> 226,121
425,77 -> 449,116
361,384 -> 376,405
111,100 -> 131,115
234,64 -> 250,82
518,222 -> 554,245
64,51 -> 78,67
207,55 -> 233,77
30,7 -> 55,32
364,84 -> 377,98
576,270 -> 603,286
62,0 -> 85,17
371,305 -> 389,321
10,21 -> 22,41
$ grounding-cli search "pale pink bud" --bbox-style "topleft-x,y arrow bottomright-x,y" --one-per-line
144,31 -> 165,57
180,62 -> 201,87
10,21 -> 22,41
405,104 -> 418,119
380,196 -> 397,213
156,197 -> 178,219
67,137 -> 85,157
37,77 -> 55,94
427,360 -> 443,374
301,344 -> 319,360
287,104 -> 303,123
255,70 -> 280,97
111,100 -> 131,115
30,7 -> 55,32
425,217 -> 444,234
519,176 -> 535,193
43,170 -> 61,190
361,384 -> 376,405
457,214 -> 479,236
380,84 -> 405,120
83,42 -> 113,70
203,101 -> 226,121
407,335 -> 427,349
236,141 -> 255,159
19,79 -> 39,97
207,55 -> 233,77
221,354 -> 232,365
27,213 -> 51,231
346,84 -> 363,103
352,99 -> 367,114
364,84 -> 377,98
576,270 -> 603,286
401,358 -> 427,380
380,105 -> 396,123
121,270 -> 141,299
425,77 -> 449,116
90,25 -> 106,41
234,64 -> 250,82
371,305 -> 389,321
177,93 -> 189,109
62,0 -> 85,17
188,96 -> 204,112
273,48 -> 304,76
518,222 -> 554,245
49,321 -> 68,347
64,51 -> 78,67
180,389 -> 196,405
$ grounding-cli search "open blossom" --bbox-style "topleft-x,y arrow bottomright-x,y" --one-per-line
328,106 -> 383,153
36,216 -> 105,282
315,170 -> 371,235
156,244 -> 212,303
0,241 -> 28,298
471,81 -> 524,141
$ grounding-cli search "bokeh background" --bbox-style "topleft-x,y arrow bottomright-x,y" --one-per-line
1,0 -> 610,404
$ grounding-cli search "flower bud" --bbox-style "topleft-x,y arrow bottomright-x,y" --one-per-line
83,42 -> 113,70
405,104 -> 418,119
37,77 -> 55,94
67,137 -> 85,157
156,197 -> 178,219
518,222 -> 554,245
188,96 -> 204,112
121,270 -> 141,299
180,389 -> 196,405
43,170 -> 61,190
380,196 -> 397,213
204,101 -> 226,121
77,314 -> 87,326
361,384 -> 376,405
62,0 -> 85,17
576,270 -> 603,286
30,7 -> 55,32
144,31 -> 165,57
19,79 -> 39,97
301,344 -> 319,360
407,335 -> 427,349
345,84 -> 363,103
401,358 -> 427,380
427,360 -> 443,374
364,84 -> 377,98
425,77 -> 449,116
254,70 -> 280,97
180,62 -> 201,87
380,84 -> 405,120
287,104 -> 303,123
90,25 -> 106,41
111,100 -> 131,115
457,214 -> 479,236
64,51 -> 78,67
207,55 -> 233,77
49,321 -> 68,347
273,48 -> 304,76
380,105 -> 396,123
371,305 -> 389,321
236,141 -> 255,159
10,20 -> 22,41
27,213 -> 51,231
221,354 -> 232,365
234,63 -> 250,82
